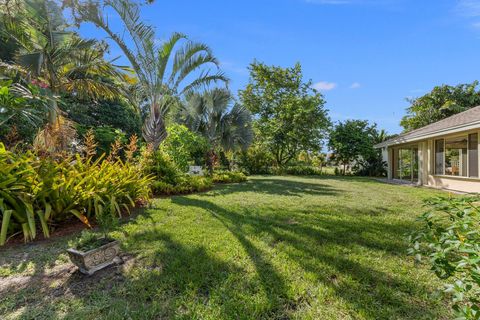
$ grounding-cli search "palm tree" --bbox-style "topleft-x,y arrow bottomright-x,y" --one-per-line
2,0 -> 127,152
178,88 -> 253,172
67,0 -> 228,149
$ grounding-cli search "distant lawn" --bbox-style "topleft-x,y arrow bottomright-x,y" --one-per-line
0,176 -> 451,319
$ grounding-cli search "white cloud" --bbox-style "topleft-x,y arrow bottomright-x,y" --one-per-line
456,1 -> 480,29
457,0 -> 480,17
350,82 -> 361,89
313,81 -> 337,91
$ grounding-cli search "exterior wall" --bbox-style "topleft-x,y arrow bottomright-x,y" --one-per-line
387,129 -> 480,193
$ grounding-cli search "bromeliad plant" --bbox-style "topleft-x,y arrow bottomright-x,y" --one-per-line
0,133 -> 153,246
408,196 -> 480,319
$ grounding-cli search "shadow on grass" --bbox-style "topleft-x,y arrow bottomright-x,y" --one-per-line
205,176 -> 341,198
170,195 -> 446,319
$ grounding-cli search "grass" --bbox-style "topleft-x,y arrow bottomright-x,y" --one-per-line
0,176 -> 451,319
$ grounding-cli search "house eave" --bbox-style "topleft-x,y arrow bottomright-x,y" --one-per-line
375,120 -> 480,149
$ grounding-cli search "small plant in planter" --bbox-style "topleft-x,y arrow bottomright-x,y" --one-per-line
67,202 -> 121,275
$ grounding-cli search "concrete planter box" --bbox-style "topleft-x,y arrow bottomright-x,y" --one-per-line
67,240 -> 121,275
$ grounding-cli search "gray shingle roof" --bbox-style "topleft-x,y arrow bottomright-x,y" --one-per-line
376,105 -> 480,148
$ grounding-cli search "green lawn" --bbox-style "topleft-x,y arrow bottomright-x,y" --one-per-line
0,176 -> 451,319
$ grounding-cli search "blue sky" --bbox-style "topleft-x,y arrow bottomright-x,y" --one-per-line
78,0 -> 480,135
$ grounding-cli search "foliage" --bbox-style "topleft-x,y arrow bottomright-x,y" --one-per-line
143,148 -> 213,195
353,153 -> 387,177
69,229 -> 114,251
0,80 -> 53,144
143,149 -> 183,185
179,88 -> 253,152
272,165 -> 324,176
160,124 -> 209,172
328,120 -> 381,175
67,0 -> 228,149
240,62 -> 330,167
212,170 -> 247,184
62,96 -> 142,137
401,81 -> 480,132
409,196 -> 480,319
151,175 -> 213,196
237,141 -> 275,174
0,138 -> 152,245
77,125 -> 127,157
2,0 -> 128,153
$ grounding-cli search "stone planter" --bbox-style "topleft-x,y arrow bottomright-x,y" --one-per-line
67,240 -> 121,275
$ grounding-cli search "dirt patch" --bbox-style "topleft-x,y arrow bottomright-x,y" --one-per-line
0,253 -> 135,307
2,218 -> 90,249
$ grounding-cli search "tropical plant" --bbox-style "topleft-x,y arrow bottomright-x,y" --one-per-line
178,88 -> 253,172
409,196 -> 480,319
67,0 -> 228,149
2,0 -> 127,152
160,124 -> 209,172
0,135 -> 152,246
0,79 -> 53,132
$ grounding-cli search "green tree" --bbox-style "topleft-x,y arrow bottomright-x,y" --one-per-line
239,62 -> 330,167
401,81 -> 480,132
67,0 -> 228,149
2,0 -> 126,152
328,120 -> 378,175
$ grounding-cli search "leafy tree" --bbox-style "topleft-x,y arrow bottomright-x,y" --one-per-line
328,120 -> 379,175
178,88 -> 253,172
61,96 -> 142,136
401,81 -> 480,132
2,0 -> 126,152
67,0 -> 228,149
239,62 -> 330,167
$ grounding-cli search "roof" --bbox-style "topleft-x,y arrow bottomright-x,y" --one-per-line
375,105 -> 480,148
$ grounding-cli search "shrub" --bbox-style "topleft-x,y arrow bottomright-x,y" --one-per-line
237,145 -> 274,174
144,150 -> 183,185
408,196 -> 480,319
77,125 -> 128,158
0,139 -> 152,245
272,165 -> 323,176
160,124 -> 209,172
151,175 -> 213,195
144,149 -> 213,195
212,170 -> 247,183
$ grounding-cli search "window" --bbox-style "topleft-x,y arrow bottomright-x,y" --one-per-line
435,139 -> 444,175
469,133 -> 478,177
445,136 -> 468,176
434,134 -> 479,177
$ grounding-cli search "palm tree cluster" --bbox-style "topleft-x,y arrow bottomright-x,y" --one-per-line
0,0 -> 253,157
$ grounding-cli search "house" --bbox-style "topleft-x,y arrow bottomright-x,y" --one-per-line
375,106 -> 480,193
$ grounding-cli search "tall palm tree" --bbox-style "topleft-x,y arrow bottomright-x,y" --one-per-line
2,0 -> 127,152
178,88 -> 253,172
67,0 -> 229,149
